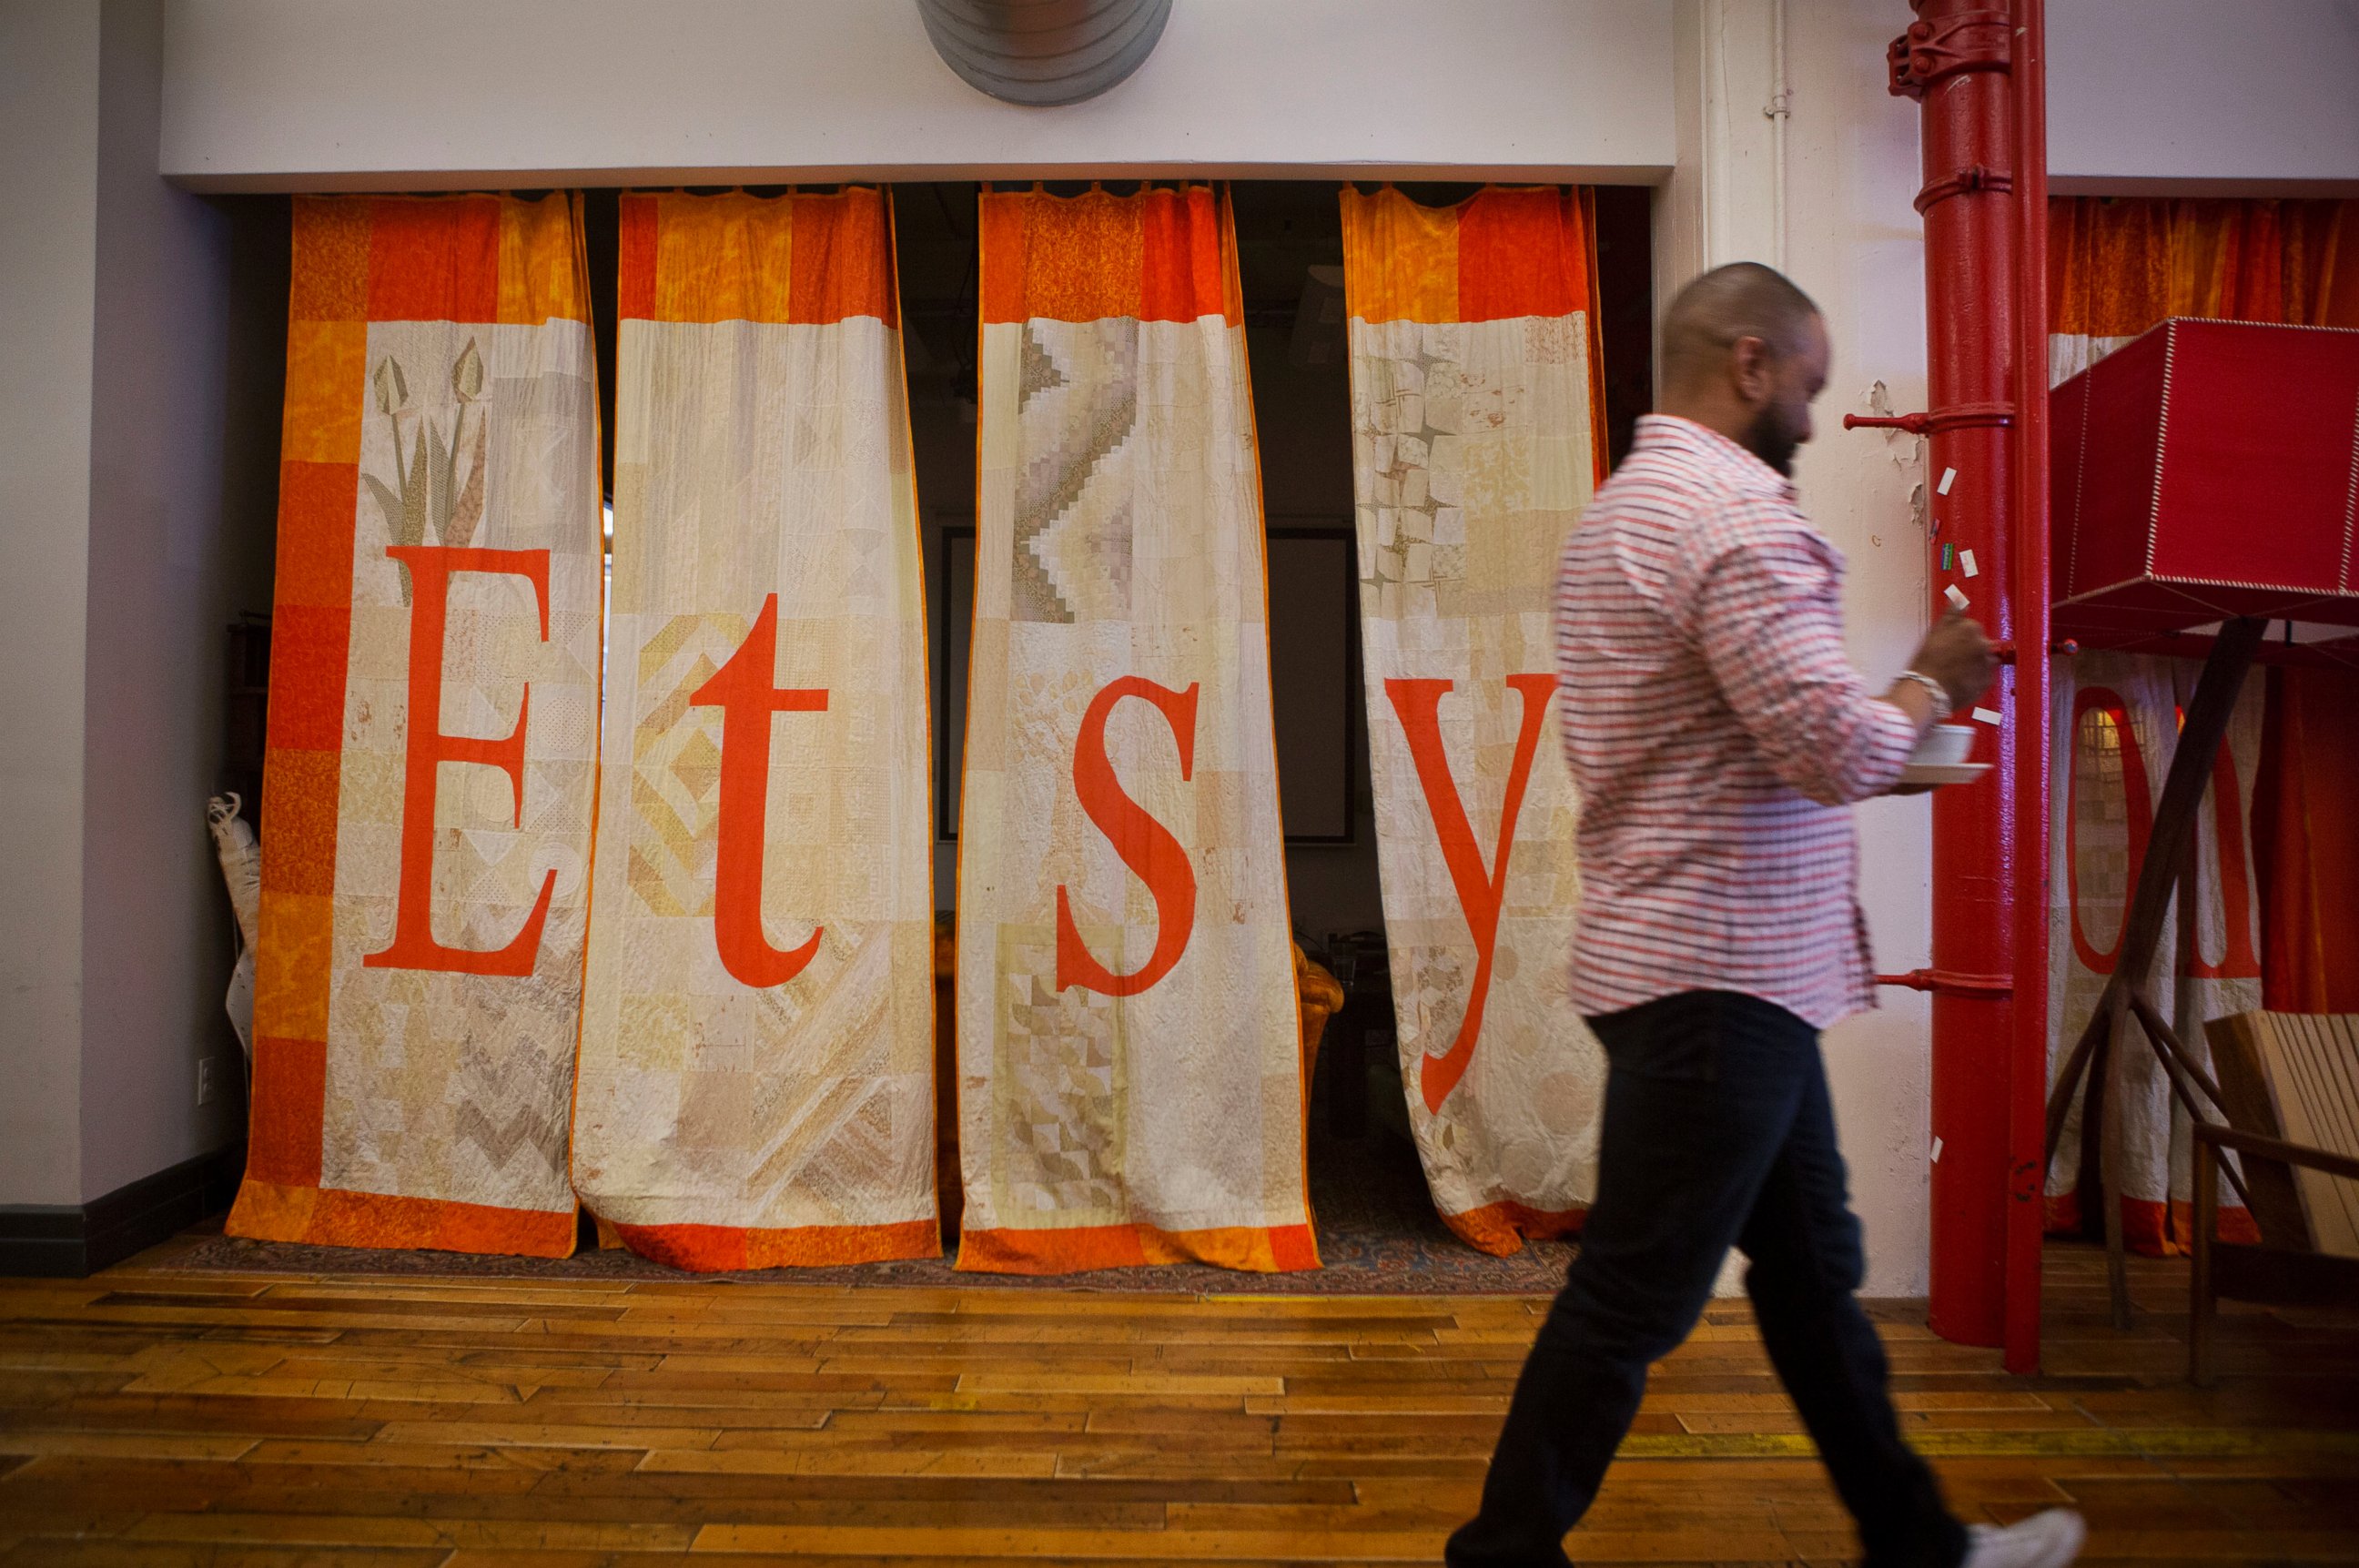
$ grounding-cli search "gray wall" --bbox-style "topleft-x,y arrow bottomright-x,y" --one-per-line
0,0 -> 274,1209
0,2 -> 101,1208
80,0 -> 261,1200
2049,0 -> 2359,194
156,0 -> 1676,190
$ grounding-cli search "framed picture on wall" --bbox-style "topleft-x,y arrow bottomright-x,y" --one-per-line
1265,525 -> 1360,845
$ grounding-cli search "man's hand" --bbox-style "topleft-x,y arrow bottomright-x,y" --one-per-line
1909,611 -> 1997,711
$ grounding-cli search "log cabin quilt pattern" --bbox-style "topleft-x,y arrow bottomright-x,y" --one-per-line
955,186 -> 1315,1273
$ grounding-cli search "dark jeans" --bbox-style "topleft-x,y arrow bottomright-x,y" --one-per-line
1445,990 -> 1968,1568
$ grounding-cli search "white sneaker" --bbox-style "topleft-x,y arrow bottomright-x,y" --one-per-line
1962,1509 -> 2087,1568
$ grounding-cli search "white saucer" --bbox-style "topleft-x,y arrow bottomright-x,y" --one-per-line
1898,761 -> 1991,787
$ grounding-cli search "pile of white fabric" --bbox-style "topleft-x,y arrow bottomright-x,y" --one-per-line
207,794 -> 260,1059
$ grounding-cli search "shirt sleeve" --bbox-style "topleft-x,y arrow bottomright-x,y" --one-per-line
1684,508 -> 1922,806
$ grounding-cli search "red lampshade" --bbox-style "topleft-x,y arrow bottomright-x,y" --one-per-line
2050,318 -> 2359,642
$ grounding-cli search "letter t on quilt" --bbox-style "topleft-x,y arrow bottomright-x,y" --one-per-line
956,186 -> 1316,1273
568,190 -> 939,1270
1339,186 -> 1609,1255
228,195 -> 602,1256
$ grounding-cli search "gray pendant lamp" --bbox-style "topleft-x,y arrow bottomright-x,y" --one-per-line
916,0 -> 1174,106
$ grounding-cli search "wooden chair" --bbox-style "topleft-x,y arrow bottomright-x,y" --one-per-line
2188,1011 -> 2359,1385
1295,942 -> 1345,1112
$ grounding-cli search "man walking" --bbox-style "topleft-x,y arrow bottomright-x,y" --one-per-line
1444,264 -> 2083,1568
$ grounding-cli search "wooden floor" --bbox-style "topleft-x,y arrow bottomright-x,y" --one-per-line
1,1241 -> 2354,1565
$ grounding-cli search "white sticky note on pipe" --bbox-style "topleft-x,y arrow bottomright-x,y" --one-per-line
1973,705 -> 2002,725
1931,1137 -> 1944,1164
1938,466 -> 1957,495
1945,583 -> 1970,611
1960,548 -> 1979,578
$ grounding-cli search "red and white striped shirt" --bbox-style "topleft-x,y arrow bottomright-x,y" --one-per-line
1554,415 -> 1920,1030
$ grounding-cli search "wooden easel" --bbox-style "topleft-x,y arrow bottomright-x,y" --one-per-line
2040,615 -> 2266,1330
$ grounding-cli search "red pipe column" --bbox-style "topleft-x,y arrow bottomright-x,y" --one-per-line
1888,0 -> 2024,1350
2003,0 -> 2051,1378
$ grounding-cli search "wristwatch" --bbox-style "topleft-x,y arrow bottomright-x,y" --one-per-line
1897,669 -> 1954,723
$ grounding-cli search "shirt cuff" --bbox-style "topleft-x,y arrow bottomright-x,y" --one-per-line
1895,669 -> 1955,723
1858,698 -> 1925,795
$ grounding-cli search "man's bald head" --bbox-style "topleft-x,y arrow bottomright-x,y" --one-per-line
1660,263 -> 1822,394
1655,263 -> 1829,476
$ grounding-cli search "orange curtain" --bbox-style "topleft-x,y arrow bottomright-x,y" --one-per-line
2050,197 -> 2359,349
2048,197 -> 2359,1252
2254,670 -> 2359,1013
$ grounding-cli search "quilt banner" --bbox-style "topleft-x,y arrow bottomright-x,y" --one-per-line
957,185 -> 1314,1273
2044,650 -> 2264,1255
571,190 -> 938,1270
1339,186 -> 1609,1256
228,194 -> 602,1256
2039,196 -> 2354,1256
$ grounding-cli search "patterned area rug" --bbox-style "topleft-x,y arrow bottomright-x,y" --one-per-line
160,1128 -> 1574,1294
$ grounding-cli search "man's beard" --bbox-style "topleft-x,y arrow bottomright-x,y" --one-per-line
1743,405 -> 1801,477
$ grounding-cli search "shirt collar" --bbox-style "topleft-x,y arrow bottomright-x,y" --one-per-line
1633,414 -> 1797,501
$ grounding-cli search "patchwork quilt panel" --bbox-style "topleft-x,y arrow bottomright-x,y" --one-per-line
570,189 -> 938,1270
230,194 -> 602,1256
1340,186 -> 1608,1255
955,186 -> 1314,1273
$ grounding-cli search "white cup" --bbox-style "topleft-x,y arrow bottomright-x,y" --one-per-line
1908,723 -> 1975,767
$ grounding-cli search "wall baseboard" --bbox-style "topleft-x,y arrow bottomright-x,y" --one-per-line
0,1144 -> 246,1278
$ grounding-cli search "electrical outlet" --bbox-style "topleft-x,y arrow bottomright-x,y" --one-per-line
197,1057 -> 218,1107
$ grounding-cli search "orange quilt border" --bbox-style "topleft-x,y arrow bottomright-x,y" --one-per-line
958,1221 -> 1321,1276
228,1179 -> 577,1259
2042,1189 -> 2260,1258
1440,1199 -> 1587,1259
978,183 -> 1241,328
617,187 -> 901,327
611,1219 -> 942,1273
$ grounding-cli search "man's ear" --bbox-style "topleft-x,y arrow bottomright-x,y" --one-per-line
1728,334 -> 1774,407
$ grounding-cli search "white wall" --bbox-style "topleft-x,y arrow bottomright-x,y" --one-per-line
1655,0 -> 1937,1296
0,0 -> 252,1212
0,2 -> 101,1209
81,0 -> 248,1202
1785,0 -> 1939,1298
118,0 -> 2350,1286
145,0 -> 1953,1286
2050,0 -> 2359,193
158,0 -> 2359,199
158,0 -> 1676,190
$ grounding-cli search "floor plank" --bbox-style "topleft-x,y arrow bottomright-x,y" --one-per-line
0,1244 -> 2351,1564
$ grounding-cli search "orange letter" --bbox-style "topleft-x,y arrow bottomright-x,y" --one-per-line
1386,673 -> 1555,1112
1056,677 -> 1200,997
2064,688 -> 2154,976
365,544 -> 555,976
691,594 -> 829,988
